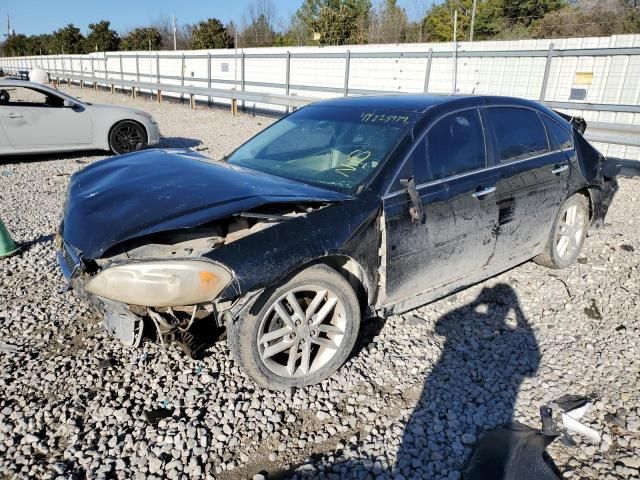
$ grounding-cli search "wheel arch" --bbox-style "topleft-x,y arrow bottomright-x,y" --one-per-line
571,187 -> 593,221
250,254 -> 374,319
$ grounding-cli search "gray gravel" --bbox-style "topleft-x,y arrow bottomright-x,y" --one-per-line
1,86 -> 639,480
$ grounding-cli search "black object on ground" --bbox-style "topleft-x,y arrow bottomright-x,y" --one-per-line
144,407 -> 173,426
463,406 -> 562,480
550,394 -> 591,413
98,357 -> 118,369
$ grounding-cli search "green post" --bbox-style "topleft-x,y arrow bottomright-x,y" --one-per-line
0,219 -> 20,258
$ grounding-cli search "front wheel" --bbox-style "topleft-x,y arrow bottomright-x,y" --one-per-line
229,265 -> 361,390
534,193 -> 589,269
109,120 -> 147,154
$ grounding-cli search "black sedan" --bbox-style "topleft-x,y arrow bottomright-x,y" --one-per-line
57,94 -> 623,390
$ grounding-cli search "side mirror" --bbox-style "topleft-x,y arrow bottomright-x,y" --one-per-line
63,99 -> 76,108
399,177 -> 424,224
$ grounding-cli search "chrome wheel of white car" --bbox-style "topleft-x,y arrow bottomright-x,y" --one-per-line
229,264 -> 361,390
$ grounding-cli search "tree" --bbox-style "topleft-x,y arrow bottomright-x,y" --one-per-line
4,34 -> 30,56
368,0 -> 409,44
531,0 -> 640,38
120,27 -> 162,51
52,24 -> 85,54
421,0 -> 509,42
289,0 -> 371,45
502,0 -> 567,27
242,14 -> 277,47
241,0 -> 279,47
152,15 -> 193,50
312,4 -> 369,45
85,20 -> 120,52
189,18 -> 234,49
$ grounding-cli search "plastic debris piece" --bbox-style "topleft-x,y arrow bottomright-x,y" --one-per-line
464,406 -> 561,480
566,402 -> 593,421
561,413 -> 601,444
550,394 -> 591,413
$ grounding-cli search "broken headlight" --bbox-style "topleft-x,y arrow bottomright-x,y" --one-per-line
84,260 -> 232,307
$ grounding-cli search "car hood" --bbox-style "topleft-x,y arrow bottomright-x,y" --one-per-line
85,103 -> 149,116
62,148 -> 350,258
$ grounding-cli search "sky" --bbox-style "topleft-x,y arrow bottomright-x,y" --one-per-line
3,0 -> 434,37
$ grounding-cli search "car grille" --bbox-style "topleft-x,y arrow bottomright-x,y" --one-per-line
57,242 -> 82,280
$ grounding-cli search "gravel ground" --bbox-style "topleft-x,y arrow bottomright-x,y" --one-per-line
1,86 -> 639,480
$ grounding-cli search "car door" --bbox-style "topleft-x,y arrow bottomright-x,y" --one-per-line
382,108 -> 500,305
0,86 -> 92,149
484,106 -> 570,260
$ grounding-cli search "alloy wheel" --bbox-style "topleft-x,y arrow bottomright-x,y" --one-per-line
257,285 -> 347,378
555,203 -> 587,259
113,123 -> 144,153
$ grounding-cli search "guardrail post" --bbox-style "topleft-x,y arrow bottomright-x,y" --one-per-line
344,50 -> 351,97
285,51 -> 291,113
539,42 -> 555,102
91,57 -> 96,91
180,53 -> 185,103
119,54 -> 124,94
156,53 -> 161,103
135,54 -> 140,82
452,42 -> 458,94
423,48 -> 433,93
241,52 -> 246,111
207,52 -> 212,107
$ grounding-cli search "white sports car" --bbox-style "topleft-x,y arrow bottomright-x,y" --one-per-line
0,79 -> 160,155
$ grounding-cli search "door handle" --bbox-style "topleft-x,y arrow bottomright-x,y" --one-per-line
472,186 -> 496,199
551,164 -> 569,175
7,113 -> 23,119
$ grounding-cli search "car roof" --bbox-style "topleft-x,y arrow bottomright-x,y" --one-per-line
309,93 -> 547,113
0,79 -> 57,90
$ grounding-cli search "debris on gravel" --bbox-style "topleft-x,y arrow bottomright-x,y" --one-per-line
1,86 -> 639,479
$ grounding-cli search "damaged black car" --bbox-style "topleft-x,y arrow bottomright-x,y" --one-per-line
57,94 -> 621,390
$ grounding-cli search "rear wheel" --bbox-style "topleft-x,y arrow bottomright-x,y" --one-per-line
229,265 -> 361,390
109,120 -> 147,154
534,193 -> 589,269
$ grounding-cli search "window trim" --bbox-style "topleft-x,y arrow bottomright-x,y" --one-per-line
0,86 -> 66,109
484,105 -> 551,165
385,106 -> 488,195
539,112 -> 575,153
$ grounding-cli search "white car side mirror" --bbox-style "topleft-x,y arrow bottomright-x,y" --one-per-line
63,99 -> 76,108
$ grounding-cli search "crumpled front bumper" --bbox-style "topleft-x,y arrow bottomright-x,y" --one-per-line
56,241 -> 145,347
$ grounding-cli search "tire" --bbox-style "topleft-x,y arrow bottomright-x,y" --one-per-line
229,264 -> 361,391
534,193 -> 589,269
109,120 -> 147,155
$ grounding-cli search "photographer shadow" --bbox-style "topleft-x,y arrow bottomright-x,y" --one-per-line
394,282 -> 541,478
283,282 -> 541,479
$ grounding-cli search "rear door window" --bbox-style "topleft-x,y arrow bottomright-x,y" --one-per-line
542,115 -> 574,151
411,109 -> 486,183
487,107 -> 549,163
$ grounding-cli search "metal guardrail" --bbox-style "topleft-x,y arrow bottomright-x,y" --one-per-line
3,45 -> 640,111
3,45 -> 640,150
35,72 -> 640,149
